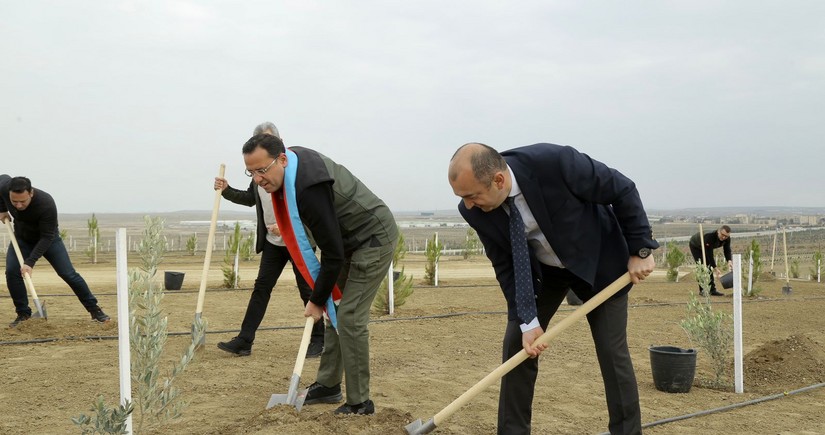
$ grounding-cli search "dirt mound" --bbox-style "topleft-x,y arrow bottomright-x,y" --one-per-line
0,317 -> 118,342
205,406 -> 417,435
744,334 -> 825,394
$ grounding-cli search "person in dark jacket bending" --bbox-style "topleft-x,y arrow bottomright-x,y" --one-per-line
1,175 -> 110,327
688,225 -> 732,296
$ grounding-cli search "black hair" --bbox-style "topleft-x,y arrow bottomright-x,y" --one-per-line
9,176 -> 32,193
242,133 -> 285,158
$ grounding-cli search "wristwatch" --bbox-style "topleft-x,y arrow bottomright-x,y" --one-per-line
636,247 -> 652,259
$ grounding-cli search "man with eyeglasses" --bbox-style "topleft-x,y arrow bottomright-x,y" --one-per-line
236,133 -> 397,416
213,122 -> 324,358
689,225 -> 733,296
0,175 -> 110,327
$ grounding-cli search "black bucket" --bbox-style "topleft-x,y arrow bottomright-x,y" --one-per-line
649,346 -> 697,393
164,271 -> 185,290
720,272 -> 733,289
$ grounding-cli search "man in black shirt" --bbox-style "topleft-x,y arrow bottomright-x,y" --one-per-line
688,225 -> 732,296
1,176 -> 110,327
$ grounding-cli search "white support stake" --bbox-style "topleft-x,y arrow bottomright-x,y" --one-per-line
233,244 -> 240,289
387,260 -> 395,315
733,254 -> 743,394
434,232 -> 439,287
747,250 -> 753,296
115,228 -> 133,433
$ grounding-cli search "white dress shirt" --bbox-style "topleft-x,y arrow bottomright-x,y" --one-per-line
507,165 -> 566,332
258,186 -> 285,247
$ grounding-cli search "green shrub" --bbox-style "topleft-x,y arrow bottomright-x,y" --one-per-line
665,241 -> 685,282
680,291 -> 733,389
185,233 -> 198,256
462,228 -> 481,260
71,396 -> 133,434
810,250 -> 823,281
424,233 -> 443,285
222,223 -> 242,288
743,239 -> 762,296
130,216 -> 204,432
86,213 -> 100,264
240,232 -> 255,261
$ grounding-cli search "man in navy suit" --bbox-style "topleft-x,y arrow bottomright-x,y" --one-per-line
448,142 -> 658,435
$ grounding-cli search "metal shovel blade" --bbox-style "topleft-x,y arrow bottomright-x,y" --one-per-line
782,285 -> 792,295
266,374 -> 308,411
31,299 -> 47,319
405,418 -> 436,435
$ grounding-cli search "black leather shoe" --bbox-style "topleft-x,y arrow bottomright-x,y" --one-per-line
304,382 -> 342,404
306,341 -> 323,358
90,308 -> 111,323
217,336 -> 252,356
9,313 -> 30,328
334,399 -> 375,415
710,291 -> 725,296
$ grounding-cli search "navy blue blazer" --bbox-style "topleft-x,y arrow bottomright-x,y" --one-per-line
459,144 -> 659,322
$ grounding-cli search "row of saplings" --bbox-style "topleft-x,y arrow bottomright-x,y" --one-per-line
663,237 -> 822,393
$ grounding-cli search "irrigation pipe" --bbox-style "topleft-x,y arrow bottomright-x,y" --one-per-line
5,294 -> 825,346
597,382 -> 825,435
0,283 -> 503,298
0,311 -> 509,346
5,292 -> 825,346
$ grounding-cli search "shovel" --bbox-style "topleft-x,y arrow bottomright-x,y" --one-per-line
266,316 -> 315,411
4,221 -> 47,319
405,272 -> 632,435
193,164 -> 225,348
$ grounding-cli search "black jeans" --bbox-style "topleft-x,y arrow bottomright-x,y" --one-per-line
5,237 -> 99,316
498,266 -> 641,435
238,242 -> 323,345
689,245 -> 718,293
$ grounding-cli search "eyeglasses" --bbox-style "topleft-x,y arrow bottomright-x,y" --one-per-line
244,157 -> 279,177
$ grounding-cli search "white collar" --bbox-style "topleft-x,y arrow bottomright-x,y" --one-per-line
507,164 -> 521,198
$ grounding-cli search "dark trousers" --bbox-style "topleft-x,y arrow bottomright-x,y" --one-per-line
689,245 -> 718,293
238,242 -> 323,345
5,237 -> 99,316
498,266 -> 641,435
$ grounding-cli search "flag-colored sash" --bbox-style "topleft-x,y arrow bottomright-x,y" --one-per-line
271,148 -> 343,329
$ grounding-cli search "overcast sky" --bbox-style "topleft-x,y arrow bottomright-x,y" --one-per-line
2,1 -> 823,215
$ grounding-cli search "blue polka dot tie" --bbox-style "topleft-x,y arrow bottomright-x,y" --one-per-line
508,196 -> 536,324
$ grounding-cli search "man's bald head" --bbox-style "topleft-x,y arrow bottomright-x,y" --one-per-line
448,142 -> 506,186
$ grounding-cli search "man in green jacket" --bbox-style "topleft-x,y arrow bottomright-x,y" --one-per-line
238,133 -> 397,415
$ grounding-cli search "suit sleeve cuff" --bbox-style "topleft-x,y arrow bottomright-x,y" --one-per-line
519,317 -> 540,333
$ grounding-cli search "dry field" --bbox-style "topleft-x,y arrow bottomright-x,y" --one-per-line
1,248 -> 825,434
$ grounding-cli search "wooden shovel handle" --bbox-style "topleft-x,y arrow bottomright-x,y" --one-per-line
4,221 -> 40,299
293,317 -> 316,377
195,164 -> 225,314
432,273 -> 632,427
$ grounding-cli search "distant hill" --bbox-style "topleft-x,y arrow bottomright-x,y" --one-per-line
647,206 -> 825,217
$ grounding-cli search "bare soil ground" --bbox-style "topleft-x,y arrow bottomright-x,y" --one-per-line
1,254 -> 825,434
